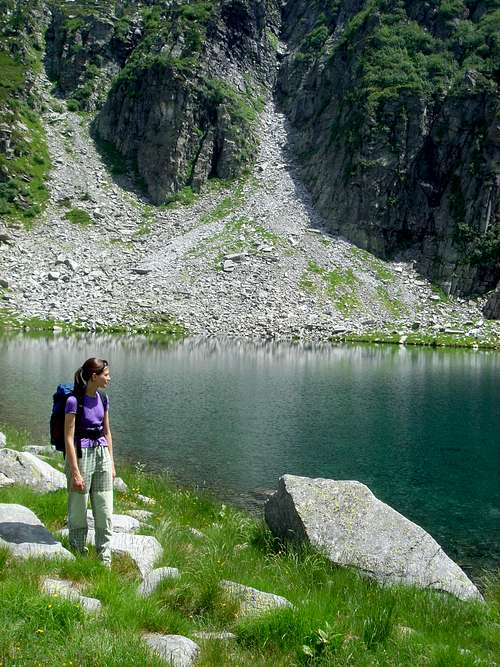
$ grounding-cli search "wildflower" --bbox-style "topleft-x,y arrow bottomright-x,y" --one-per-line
36,628 -> 44,634
48,604 -> 52,609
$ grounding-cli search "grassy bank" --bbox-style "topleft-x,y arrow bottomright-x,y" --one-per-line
0,425 -> 499,666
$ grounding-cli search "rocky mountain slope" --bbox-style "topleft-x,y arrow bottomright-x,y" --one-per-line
0,0 -> 499,339
278,0 -> 500,296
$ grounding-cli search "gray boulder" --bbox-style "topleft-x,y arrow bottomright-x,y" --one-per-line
143,634 -> 199,667
0,472 -> 14,487
58,528 -> 163,575
220,580 -> 293,616
0,432 -> 6,448
85,510 -> 140,534
113,476 -> 129,493
41,577 -> 101,613
0,504 -> 74,560
138,566 -> 181,597
0,448 -> 66,492
483,285 -> 500,320
265,475 -> 482,602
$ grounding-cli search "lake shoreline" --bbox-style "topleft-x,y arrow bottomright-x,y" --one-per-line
0,424 -> 499,666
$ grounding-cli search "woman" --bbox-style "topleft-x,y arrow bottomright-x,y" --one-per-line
64,357 -> 115,567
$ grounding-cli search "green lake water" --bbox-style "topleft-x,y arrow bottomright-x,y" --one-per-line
0,335 -> 498,576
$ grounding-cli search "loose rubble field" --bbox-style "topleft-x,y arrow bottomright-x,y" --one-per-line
0,77 -> 499,346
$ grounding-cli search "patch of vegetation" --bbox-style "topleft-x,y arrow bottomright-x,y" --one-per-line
163,186 -> 198,208
189,216 -> 290,269
350,246 -> 396,282
200,183 -> 245,224
0,423 -> 499,666
301,260 -> 361,315
376,285 -> 408,318
0,4 -> 51,227
64,208 -> 93,226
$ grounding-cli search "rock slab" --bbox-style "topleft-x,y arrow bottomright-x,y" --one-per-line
264,475 -> 482,602
59,528 -> 163,575
138,566 -> 181,597
86,510 -> 140,534
143,634 -> 199,667
0,448 -> 66,492
220,580 -> 293,616
0,503 -> 74,560
41,577 -> 101,613
0,472 -> 14,487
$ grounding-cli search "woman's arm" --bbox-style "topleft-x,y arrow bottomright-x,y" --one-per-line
103,411 -> 116,479
64,412 -> 85,492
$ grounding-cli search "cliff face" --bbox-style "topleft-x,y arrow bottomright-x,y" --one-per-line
277,0 -> 499,295
45,0 -> 280,203
32,0 -> 500,299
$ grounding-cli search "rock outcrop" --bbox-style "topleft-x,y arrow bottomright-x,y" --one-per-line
483,284 -> 500,319
0,503 -> 74,560
265,475 -> 482,602
45,0 -> 281,203
0,448 -> 66,492
277,0 -> 499,296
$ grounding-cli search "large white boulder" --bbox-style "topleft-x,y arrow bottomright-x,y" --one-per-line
265,475 -> 482,602
85,510 -> 140,534
0,504 -> 73,560
0,448 -> 66,492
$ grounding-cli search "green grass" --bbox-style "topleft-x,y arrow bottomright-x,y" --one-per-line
376,285 -> 408,318
64,208 -> 93,226
0,424 -> 499,666
200,183 -> 246,224
300,260 -> 361,315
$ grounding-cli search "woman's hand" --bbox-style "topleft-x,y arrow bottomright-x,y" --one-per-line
71,471 -> 85,493
111,462 -> 116,480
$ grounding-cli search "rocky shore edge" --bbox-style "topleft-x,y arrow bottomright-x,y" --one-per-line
0,427 -> 498,666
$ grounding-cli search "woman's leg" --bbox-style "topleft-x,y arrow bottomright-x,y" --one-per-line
90,446 -> 113,565
65,450 -> 93,553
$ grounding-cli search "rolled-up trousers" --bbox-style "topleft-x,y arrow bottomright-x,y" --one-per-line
65,445 -> 113,563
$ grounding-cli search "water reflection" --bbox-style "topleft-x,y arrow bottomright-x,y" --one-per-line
0,334 -> 499,574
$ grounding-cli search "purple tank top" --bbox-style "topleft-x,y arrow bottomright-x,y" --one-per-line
65,393 -> 109,448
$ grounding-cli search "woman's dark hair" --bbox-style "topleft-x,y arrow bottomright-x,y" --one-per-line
74,357 -> 109,397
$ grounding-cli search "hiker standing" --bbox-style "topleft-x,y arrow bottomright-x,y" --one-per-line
64,357 -> 115,566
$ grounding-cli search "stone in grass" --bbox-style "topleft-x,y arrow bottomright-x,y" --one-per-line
187,527 -> 206,540
0,432 -> 6,448
0,472 -> 14,487
127,509 -> 154,522
59,528 -> 163,576
138,566 -> 181,597
0,448 -> 66,492
143,634 -> 199,667
113,476 -> 129,493
41,577 -> 101,614
0,504 -> 74,560
193,631 -> 237,641
135,493 -> 156,506
220,580 -> 293,617
85,510 -> 140,534
265,475 -> 482,602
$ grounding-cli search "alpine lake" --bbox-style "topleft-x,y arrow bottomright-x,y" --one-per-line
0,333 -> 499,579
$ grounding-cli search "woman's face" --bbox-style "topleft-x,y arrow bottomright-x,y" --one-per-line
93,366 -> 110,388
